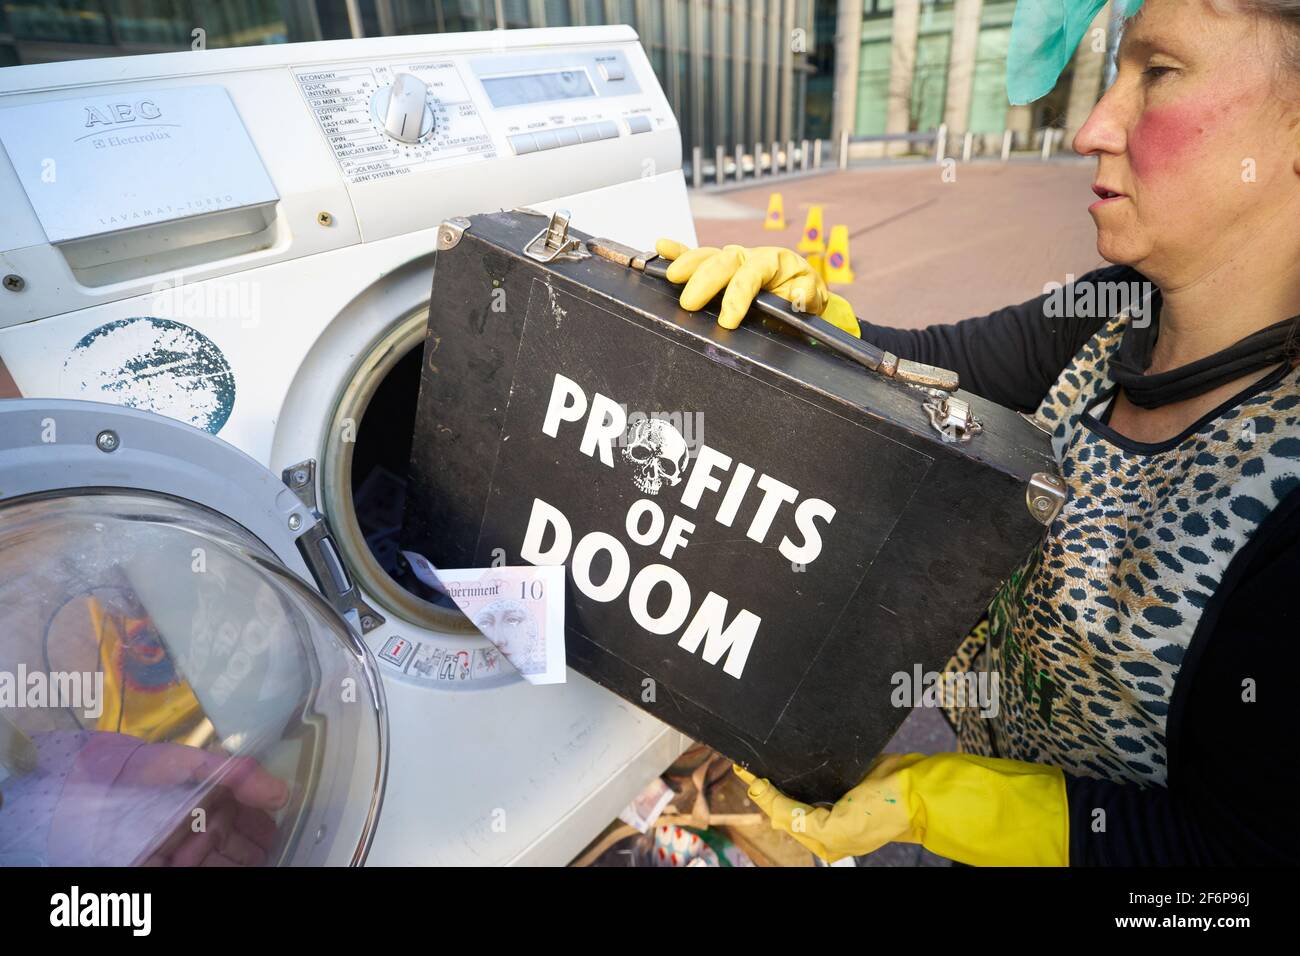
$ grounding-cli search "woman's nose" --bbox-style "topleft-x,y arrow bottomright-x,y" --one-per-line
1073,86 -> 1129,157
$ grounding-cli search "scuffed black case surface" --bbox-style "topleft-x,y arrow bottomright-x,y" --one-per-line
402,210 -> 1056,803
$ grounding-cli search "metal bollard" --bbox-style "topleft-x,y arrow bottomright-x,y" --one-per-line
755,142 -> 764,180
772,141 -> 781,176
735,144 -> 744,182
716,145 -> 725,185
962,131 -> 973,163
800,139 -> 810,171
1040,128 -> 1053,161
838,130 -> 849,170
814,138 -> 823,168
692,145 -> 703,188
1001,129 -> 1013,162
935,123 -> 948,163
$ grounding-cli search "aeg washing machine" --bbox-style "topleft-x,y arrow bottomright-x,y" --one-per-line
0,26 -> 697,865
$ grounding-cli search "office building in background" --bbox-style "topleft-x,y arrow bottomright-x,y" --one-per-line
832,0 -> 1114,155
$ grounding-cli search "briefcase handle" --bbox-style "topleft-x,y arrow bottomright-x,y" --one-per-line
646,257 -> 959,391
583,233 -> 959,392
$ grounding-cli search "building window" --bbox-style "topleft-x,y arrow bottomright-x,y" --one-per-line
968,24 -> 1010,133
544,0 -> 572,26
910,30 -> 949,131
855,36 -> 889,135
5,0 -> 113,44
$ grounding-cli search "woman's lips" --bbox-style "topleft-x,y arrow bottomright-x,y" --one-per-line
1090,184 -> 1128,210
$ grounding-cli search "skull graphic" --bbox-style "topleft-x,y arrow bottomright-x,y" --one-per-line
622,418 -> 690,495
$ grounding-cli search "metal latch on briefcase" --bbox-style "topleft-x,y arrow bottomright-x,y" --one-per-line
920,391 -> 982,444
522,209 -> 590,264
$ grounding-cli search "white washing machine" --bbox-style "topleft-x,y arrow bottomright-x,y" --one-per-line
0,26 -> 697,865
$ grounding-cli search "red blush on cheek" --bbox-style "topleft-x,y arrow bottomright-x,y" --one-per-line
1130,103 -> 1210,181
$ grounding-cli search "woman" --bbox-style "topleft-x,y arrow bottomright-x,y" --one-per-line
656,0 -> 1300,866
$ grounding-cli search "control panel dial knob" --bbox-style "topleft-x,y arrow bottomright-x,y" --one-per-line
371,73 -> 435,144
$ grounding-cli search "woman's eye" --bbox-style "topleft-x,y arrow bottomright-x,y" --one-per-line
1143,65 -> 1175,81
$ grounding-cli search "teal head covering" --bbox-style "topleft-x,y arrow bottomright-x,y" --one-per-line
1007,0 -> 1146,105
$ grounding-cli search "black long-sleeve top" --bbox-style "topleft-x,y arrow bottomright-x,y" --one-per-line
857,265 -> 1300,866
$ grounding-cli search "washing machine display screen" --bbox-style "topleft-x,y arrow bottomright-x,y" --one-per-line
0,492 -> 383,867
480,70 -> 595,108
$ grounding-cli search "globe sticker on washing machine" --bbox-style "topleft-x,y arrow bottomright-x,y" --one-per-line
62,317 -> 235,434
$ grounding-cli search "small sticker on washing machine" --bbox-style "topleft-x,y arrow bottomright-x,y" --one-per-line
472,646 -> 503,679
378,635 -> 414,667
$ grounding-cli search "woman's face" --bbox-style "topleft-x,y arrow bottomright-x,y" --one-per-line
1073,0 -> 1300,283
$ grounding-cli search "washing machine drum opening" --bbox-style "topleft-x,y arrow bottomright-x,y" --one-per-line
0,492 -> 384,867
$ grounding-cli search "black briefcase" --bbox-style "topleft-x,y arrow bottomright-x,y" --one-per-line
401,209 -> 1062,803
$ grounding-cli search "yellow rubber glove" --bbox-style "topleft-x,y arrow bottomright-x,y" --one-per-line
655,239 -> 860,337
735,752 -> 1069,867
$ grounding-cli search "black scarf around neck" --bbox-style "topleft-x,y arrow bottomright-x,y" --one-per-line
1108,292 -> 1299,409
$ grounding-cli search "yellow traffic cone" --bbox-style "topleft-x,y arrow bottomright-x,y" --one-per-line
823,224 -> 855,285
796,205 -> 826,255
763,192 -> 786,230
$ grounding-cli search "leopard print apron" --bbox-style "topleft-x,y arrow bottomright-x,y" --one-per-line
942,311 -> 1300,787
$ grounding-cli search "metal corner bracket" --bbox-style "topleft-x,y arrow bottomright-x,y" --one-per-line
437,217 -> 471,251
1026,472 -> 1067,526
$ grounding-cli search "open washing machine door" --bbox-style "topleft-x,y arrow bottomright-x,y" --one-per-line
0,399 -> 386,867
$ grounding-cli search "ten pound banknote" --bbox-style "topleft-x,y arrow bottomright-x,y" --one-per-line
402,552 -> 567,684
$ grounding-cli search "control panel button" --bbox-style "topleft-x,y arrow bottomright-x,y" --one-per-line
598,64 -> 626,82
554,127 -> 581,148
595,120 -> 619,139
533,129 -> 560,150
575,123 -> 604,144
510,133 -> 539,155
626,115 -> 652,134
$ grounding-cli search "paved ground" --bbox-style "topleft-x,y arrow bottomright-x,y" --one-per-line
691,160 -> 1105,864
691,160 -> 1105,330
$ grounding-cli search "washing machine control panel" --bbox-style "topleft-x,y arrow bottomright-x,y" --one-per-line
293,44 -> 669,187
295,59 -> 494,185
